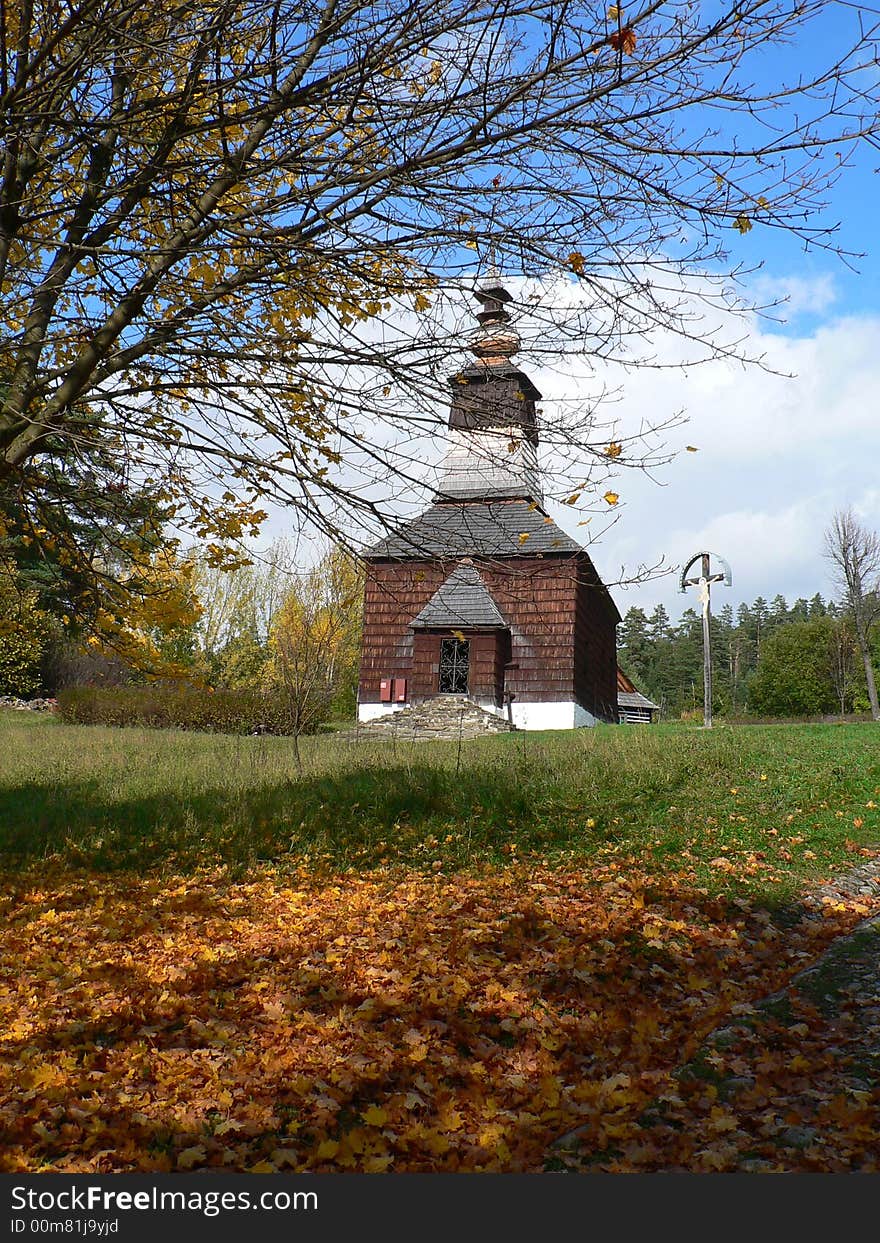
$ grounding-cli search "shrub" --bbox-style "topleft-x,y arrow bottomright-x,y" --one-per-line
57,685 -> 302,735
0,579 -> 55,697
746,618 -> 839,717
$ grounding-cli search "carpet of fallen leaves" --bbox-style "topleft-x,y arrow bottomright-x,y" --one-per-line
1,860 -> 878,1173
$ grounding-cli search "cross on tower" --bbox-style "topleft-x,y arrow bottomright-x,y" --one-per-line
680,551 -> 732,729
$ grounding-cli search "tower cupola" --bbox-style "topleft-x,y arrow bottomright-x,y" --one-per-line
446,272 -> 541,445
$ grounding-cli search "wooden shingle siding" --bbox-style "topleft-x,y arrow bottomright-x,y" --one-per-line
359,555 -> 615,711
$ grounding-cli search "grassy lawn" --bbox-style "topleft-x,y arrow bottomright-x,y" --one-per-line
2,710 -> 878,899
2,711 -> 879,1173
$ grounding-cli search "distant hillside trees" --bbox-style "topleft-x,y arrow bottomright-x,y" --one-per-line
616,591 -> 879,719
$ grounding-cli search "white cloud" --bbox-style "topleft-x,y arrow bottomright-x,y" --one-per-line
257,265 -> 880,621
525,285 -> 880,619
750,272 -> 838,318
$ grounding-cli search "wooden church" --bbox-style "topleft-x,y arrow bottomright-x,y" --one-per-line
357,276 -> 620,731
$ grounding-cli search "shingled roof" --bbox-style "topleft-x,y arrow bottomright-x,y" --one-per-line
617,667 -> 659,714
367,500 -> 584,560
410,563 -> 507,629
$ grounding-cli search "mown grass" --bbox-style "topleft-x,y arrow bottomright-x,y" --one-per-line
1,710 -> 878,902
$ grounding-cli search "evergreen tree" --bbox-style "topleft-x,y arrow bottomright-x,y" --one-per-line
617,608 -> 652,686
647,604 -> 672,643
751,597 -> 770,655
808,593 -> 827,618
770,594 -> 790,627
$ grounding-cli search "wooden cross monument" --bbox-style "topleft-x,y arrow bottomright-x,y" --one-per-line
680,551 -> 732,729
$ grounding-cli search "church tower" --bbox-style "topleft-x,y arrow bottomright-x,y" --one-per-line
357,276 -> 620,730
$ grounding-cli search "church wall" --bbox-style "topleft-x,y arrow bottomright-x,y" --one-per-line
359,555 -> 617,723
360,557 -> 585,707
358,560 -> 450,704
573,567 -> 619,722
481,559 -> 579,704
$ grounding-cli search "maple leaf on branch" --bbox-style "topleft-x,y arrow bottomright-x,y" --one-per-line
609,26 -> 637,55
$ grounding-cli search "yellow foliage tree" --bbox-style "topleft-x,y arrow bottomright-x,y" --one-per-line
0,570 -> 55,696
80,548 -> 204,682
269,549 -> 363,765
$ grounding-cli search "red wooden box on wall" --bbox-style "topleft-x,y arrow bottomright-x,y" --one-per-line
392,678 -> 407,703
379,677 -> 393,702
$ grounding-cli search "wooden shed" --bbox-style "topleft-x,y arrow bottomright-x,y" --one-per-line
616,667 -> 660,723
357,277 -> 620,731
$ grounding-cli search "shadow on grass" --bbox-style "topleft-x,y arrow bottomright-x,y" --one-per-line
0,762 -> 607,874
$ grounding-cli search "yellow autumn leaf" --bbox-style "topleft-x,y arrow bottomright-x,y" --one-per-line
315,1139 -> 340,1160
31,1064 -> 66,1090
603,491 -> 619,505
604,442 -> 622,458
518,532 -> 531,544
362,1105 -> 389,1126
565,493 -> 581,505
686,445 -> 699,452
177,1145 -> 207,1170
451,629 -> 466,642
733,214 -> 752,234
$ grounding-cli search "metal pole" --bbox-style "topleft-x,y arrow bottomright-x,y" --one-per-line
701,554 -> 712,729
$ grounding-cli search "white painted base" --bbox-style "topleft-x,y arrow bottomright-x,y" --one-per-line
511,701 -> 599,731
358,698 -> 599,730
358,702 -> 406,722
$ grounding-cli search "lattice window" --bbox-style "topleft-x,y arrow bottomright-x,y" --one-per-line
438,637 -> 469,694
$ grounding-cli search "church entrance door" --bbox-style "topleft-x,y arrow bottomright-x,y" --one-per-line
438,637 -> 469,694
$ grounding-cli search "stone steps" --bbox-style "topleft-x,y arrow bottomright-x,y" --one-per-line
351,695 -> 516,741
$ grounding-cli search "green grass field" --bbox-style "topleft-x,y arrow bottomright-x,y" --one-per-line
2,710 -> 878,901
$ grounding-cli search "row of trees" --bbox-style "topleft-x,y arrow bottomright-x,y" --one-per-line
619,581 -> 880,719
621,594 -> 839,717
620,510 -> 880,720
0,534 -> 364,735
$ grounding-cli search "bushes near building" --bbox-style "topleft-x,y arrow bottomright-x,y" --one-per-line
57,686 -> 303,735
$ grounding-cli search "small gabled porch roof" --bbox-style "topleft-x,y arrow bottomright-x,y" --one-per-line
409,562 -> 507,629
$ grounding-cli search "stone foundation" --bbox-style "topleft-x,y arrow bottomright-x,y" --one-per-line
351,695 -> 515,741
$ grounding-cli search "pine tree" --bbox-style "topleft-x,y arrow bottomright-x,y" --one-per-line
808,593 -> 827,618
617,608 -> 652,686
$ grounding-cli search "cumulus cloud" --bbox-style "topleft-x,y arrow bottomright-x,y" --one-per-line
593,305 -> 880,616
255,263 -> 879,621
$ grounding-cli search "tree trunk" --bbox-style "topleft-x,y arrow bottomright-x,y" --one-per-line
855,619 -> 880,721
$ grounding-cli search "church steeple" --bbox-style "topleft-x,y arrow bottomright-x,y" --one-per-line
446,273 -> 541,446
434,274 -> 543,503
470,270 -> 520,365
